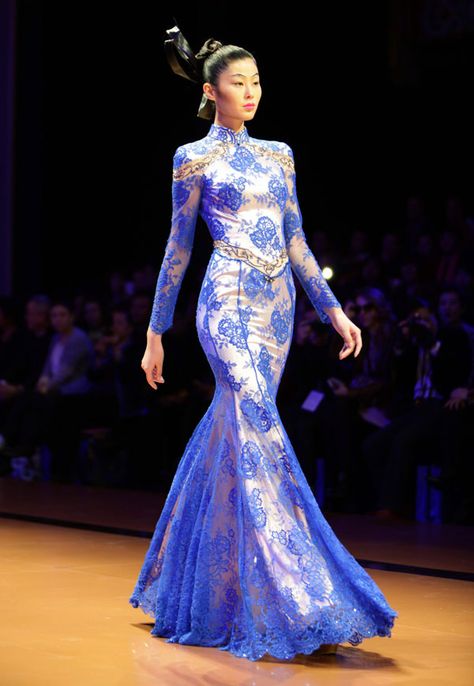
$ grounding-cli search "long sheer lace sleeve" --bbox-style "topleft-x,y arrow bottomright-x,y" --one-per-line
282,144 -> 343,324
149,145 -> 203,335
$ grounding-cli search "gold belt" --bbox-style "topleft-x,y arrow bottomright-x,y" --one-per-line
213,239 -> 289,280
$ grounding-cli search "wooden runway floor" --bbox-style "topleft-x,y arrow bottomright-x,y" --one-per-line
1,478 -> 473,685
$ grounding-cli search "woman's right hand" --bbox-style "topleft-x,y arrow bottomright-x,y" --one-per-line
141,330 -> 165,390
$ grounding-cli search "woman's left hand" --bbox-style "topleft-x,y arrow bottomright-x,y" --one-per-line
327,307 -> 363,360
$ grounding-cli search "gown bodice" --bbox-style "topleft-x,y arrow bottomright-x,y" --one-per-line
149,122 -> 343,334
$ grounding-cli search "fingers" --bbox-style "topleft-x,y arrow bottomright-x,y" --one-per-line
339,327 -> 362,359
146,369 -> 158,390
354,328 -> 363,357
339,343 -> 353,360
141,363 -> 165,390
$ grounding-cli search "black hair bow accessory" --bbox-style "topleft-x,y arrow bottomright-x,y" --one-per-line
164,23 -> 215,120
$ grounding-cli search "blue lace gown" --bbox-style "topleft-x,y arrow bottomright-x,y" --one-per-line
128,122 -> 398,660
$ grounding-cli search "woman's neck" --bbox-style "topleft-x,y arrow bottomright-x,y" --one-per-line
213,117 -> 244,134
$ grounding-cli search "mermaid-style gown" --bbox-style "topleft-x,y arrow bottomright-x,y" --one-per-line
128,122 -> 398,660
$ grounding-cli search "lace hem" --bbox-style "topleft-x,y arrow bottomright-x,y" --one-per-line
129,592 -> 398,661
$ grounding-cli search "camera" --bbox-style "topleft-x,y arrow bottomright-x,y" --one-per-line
402,313 -> 437,349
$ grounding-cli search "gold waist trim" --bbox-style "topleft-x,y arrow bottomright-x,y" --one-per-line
213,240 -> 289,280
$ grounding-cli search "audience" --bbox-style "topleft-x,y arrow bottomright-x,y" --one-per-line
0,192 -> 472,524
0,298 -> 95,481
362,293 -> 473,520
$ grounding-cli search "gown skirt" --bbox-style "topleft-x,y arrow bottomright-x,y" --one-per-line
128,247 -> 398,661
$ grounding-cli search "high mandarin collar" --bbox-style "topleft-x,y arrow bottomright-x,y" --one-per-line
207,123 -> 250,146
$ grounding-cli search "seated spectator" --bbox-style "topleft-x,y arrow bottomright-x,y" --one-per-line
0,295 -> 29,474
428,287 -> 474,522
432,381 -> 474,524
0,294 -> 53,472
22,294 -> 54,390
438,287 -> 474,386
92,304 -> 150,419
324,288 -> 397,509
79,296 -> 108,344
0,295 -> 26,393
362,298 -> 472,520
1,297 -> 94,481
37,297 -> 94,396
326,288 -> 396,419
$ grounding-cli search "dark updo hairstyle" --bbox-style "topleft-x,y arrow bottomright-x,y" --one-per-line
164,24 -> 256,119
195,39 -> 256,119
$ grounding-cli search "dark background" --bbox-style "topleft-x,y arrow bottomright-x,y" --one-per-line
12,1 -> 474,296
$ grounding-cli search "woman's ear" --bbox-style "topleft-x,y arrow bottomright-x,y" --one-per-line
202,82 -> 215,103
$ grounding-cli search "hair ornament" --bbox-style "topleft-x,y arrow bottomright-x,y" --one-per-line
163,23 -> 217,120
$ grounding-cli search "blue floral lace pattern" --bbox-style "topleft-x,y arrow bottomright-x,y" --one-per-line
282,144 -> 342,323
149,146 -> 204,334
130,124 -> 398,660
148,124 -> 342,335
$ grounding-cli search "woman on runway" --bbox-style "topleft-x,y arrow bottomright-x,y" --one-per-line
129,25 -> 398,661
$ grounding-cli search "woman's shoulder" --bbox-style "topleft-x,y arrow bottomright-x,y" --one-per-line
249,135 -> 292,155
171,136 -> 216,173
249,137 -> 295,171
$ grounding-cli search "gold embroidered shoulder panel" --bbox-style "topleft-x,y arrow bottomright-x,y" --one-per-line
173,139 -> 294,181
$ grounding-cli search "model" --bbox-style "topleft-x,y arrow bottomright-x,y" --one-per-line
129,24 -> 398,661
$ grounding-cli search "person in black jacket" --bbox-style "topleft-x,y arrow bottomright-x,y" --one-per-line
362,301 -> 472,519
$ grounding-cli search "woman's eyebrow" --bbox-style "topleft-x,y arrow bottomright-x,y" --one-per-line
230,72 -> 259,77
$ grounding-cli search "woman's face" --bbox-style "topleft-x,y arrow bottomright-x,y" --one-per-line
204,57 -> 262,124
